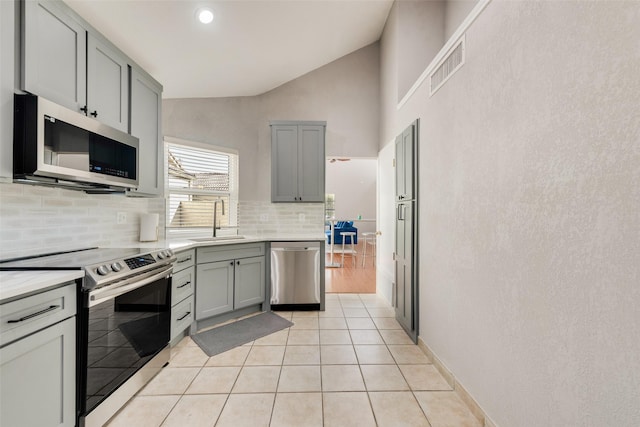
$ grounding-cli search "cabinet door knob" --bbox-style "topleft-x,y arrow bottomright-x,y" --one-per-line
236,260 -> 240,265
80,105 -> 88,114
230,261 -> 234,265
90,110 -> 98,117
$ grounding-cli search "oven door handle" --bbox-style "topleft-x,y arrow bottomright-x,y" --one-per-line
88,266 -> 173,307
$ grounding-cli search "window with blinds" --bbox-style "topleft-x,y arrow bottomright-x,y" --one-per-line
165,140 -> 238,233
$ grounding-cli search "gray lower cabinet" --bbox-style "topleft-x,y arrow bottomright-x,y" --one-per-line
0,283 -> 77,427
195,244 -> 266,320
170,250 -> 195,343
196,260 -> 234,319
234,256 -> 266,309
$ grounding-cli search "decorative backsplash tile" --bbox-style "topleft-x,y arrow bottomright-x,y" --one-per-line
238,201 -> 325,236
0,184 -> 324,260
0,183 -> 165,259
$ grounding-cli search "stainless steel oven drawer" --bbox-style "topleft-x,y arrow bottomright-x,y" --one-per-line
1,283 -> 76,347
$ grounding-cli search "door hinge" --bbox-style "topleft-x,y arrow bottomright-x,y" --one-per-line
392,158 -> 396,167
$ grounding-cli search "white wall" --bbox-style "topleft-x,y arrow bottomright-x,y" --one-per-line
444,0 -> 478,40
396,0 -> 444,102
380,1 -> 640,426
376,143 -> 395,305
325,158 -> 377,234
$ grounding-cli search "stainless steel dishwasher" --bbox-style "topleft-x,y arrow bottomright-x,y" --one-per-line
270,241 -> 321,310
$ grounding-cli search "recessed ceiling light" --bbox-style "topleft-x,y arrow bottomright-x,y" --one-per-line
197,8 -> 214,24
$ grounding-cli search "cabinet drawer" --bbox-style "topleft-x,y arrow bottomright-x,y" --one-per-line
197,243 -> 265,264
1,283 -> 76,347
172,266 -> 194,306
0,316 -> 76,427
171,295 -> 194,341
174,249 -> 195,272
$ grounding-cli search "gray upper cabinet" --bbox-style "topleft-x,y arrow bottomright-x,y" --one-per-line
22,0 -> 129,132
87,34 -> 128,132
128,67 -> 163,197
271,121 -> 326,202
22,0 -> 87,113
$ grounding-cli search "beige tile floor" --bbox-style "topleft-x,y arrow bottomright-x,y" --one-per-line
106,293 -> 482,427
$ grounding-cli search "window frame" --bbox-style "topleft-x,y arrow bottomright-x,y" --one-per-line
164,136 -> 239,238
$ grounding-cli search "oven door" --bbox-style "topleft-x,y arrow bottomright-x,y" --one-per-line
77,266 -> 172,426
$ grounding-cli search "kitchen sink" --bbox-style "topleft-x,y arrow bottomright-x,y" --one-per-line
190,236 -> 246,242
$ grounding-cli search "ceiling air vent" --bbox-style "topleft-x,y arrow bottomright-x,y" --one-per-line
430,35 -> 465,96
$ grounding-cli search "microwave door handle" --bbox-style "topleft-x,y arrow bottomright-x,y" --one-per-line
88,267 -> 172,307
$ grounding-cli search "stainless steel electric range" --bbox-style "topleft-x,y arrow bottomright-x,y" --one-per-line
0,247 -> 177,427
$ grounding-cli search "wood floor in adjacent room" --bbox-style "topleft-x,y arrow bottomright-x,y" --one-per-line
325,242 -> 376,293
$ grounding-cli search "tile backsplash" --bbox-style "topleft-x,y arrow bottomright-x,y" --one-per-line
0,183 -> 165,259
238,201 -> 325,236
0,184 -> 324,260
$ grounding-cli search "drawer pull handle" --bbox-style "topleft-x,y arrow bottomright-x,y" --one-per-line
177,256 -> 192,264
7,305 -> 60,323
177,281 -> 191,289
177,311 -> 191,321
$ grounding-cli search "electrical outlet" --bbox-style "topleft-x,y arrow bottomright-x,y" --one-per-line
260,214 -> 269,222
298,213 -> 305,222
116,212 -> 127,224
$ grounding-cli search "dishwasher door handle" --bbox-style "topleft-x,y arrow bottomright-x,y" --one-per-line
272,247 -> 315,252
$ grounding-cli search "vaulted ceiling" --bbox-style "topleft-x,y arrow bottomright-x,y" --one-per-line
66,0 -> 394,99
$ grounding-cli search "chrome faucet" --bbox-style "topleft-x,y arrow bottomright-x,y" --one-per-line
212,199 -> 225,237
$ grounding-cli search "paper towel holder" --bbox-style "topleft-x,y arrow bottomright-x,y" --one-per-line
140,213 -> 159,242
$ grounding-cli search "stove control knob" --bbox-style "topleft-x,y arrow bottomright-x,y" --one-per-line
166,249 -> 174,257
111,262 -> 123,272
97,265 -> 110,276
157,252 -> 166,259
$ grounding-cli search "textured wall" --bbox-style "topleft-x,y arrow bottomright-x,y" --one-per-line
396,0 -> 444,101
380,0 -> 640,426
0,183 -> 165,259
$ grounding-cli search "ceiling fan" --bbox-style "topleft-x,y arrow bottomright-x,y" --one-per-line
329,158 -> 350,163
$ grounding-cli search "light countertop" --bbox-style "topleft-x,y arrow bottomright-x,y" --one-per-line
0,270 -> 84,304
0,234 -> 325,302
132,234 -> 327,252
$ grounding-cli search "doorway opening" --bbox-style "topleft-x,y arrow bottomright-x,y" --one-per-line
324,157 -> 378,293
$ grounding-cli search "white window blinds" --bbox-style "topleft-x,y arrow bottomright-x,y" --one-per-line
166,141 -> 238,230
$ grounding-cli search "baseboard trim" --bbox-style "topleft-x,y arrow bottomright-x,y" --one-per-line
417,336 -> 498,427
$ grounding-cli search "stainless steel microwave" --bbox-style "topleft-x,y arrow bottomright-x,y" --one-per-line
13,94 -> 139,193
